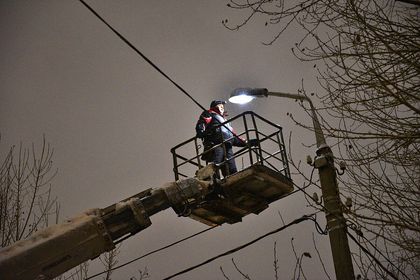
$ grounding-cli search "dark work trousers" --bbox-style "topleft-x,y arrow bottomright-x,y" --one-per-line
212,143 -> 237,177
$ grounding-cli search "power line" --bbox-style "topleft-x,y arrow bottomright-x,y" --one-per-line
74,2 -> 362,279
286,163 -> 410,279
85,225 -> 218,280
347,227 -> 411,280
347,230 -> 401,280
162,214 -> 318,280
82,178 -> 322,279
73,4 -> 322,279
78,0 -> 206,111
82,177 -> 324,279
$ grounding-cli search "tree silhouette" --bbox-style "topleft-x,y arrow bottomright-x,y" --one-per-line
224,0 -> 420,278
0,136 -> 58,247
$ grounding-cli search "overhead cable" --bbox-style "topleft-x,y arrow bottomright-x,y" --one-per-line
347,228 -> 410,280
78,0 -> 206,111
84,225 -> 218,280
347,231 -> 400,280
163,214 -> 317,280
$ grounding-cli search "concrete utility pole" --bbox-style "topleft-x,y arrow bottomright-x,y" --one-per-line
273,91 -> 355,280
230,88 -> 355,280
316,144 -> 355,280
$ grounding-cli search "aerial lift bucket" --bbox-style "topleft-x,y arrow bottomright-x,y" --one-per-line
171,111 -> 293,225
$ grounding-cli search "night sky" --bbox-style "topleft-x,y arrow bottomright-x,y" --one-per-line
1,1 -> 333,279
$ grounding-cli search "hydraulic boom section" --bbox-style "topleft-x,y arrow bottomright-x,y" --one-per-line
0,111 -> 294,280
0,177 -> 212,280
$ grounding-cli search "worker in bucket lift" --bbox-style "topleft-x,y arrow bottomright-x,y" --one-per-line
196,100 -> 258,176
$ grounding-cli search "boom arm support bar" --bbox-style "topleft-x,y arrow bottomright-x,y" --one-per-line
0,178 -> 212,280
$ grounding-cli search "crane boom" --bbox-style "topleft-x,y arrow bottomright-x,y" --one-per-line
0,111 -> 295,280
0,177 -> 212,280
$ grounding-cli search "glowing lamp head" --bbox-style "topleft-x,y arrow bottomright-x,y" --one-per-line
229,88 -> 269,104
229,94 -> 255,104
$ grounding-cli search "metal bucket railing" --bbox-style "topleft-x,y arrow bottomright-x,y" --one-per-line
170,111 -> 291,180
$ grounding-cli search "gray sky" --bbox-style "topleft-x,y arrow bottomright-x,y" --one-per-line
1,1 -> 333,279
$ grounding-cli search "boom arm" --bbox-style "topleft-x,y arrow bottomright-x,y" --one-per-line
0,177 -> 213,280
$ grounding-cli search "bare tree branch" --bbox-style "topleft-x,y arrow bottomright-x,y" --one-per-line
224,0 -> 420,278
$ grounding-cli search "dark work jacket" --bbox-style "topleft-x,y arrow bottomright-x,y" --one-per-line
195,109 -> 246,147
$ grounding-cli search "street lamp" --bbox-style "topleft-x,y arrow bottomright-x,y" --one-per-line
229,88 -> 355,280
230,88 -> 326,148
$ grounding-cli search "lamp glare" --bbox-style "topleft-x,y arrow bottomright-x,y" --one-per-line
229,95 -> 255,104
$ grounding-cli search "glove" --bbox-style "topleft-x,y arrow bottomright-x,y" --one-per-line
248,139 -> 259,147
